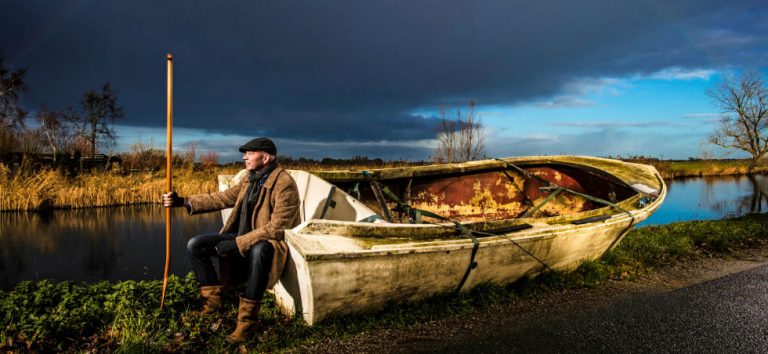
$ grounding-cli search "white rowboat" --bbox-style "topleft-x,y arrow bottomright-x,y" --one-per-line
219,156 -> 665,325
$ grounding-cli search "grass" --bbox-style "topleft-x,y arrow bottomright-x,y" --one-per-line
2,213 -> 767,352
646,159 -> 768,179
0,164 -> 240,211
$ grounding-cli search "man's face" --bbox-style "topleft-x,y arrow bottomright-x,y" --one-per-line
243,150 -> 271,171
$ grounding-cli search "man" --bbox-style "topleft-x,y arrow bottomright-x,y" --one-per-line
163,137 -> 300,344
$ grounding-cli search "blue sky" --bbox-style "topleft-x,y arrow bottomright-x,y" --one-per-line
2,1 -> 767,162
112,67 -> 734,162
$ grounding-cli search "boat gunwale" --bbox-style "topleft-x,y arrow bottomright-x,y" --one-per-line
310,155 -> 662,191
294,191 -> 647,239
287,186 -> 666,261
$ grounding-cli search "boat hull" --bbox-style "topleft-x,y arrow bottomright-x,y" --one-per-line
219,156 -> 666,325
273,193 -> 663,324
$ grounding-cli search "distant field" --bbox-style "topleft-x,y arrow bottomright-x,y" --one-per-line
640,159 -> 767,179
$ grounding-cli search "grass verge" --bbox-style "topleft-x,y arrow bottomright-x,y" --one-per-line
2,214 -> 768,352
645,159 -> 768,179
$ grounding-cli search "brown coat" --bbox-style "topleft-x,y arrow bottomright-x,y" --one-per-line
187,166 -> 301,289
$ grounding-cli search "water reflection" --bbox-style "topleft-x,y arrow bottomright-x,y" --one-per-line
639,174 -> 768,226
0,205 -> 220,290
1,175 -> 767,289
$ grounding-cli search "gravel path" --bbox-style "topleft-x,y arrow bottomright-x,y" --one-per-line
306,246 -> 768,353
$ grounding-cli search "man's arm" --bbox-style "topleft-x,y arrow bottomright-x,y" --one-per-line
162,181 -> 243,214
187,182 -> 243,214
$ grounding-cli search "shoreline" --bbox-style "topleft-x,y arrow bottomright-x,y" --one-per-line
0,158 -> 765,212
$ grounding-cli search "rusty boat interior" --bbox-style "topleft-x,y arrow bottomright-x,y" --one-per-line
308,156 -> 663,239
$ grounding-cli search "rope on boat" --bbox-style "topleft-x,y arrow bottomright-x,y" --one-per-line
361,171 -> 553,293
494,158 -> 642,261
357,159 -> 659,294
494,158 -> 636,223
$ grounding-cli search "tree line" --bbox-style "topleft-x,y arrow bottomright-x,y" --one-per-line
0,56 -> 123,167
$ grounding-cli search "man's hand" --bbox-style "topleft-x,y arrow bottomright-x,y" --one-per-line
162,192 -> 186,208
215,240 -> 240,257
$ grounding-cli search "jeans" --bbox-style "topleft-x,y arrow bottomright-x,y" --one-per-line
186,233 -> 274,301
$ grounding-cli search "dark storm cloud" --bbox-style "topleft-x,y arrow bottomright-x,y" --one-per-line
1,0 -> 766,145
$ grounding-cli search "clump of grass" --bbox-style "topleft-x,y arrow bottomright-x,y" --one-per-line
0,274 -> 201,352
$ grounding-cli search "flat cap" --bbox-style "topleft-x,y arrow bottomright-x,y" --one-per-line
238,137 -> 277,155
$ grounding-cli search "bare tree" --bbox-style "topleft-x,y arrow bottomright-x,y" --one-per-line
0,56 -> 27,152
707,69 -> 768,171
434,100 -> 486,163
36,107 -> 72,163
122,137 -> 165,171
180,141 -> 198,168
71,83 -> 124,156
16,127 -> 45,156
200,150 -> 219,170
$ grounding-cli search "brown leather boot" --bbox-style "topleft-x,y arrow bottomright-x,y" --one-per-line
225,297 -> 261,344
199,285 -> 225,315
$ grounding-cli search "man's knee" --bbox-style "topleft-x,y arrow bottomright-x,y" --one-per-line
187,234 -> 218,255
187,236 -> 202,255
248,241 -> 274,260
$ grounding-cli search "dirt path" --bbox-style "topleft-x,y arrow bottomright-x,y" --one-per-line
306,245 -> 768,353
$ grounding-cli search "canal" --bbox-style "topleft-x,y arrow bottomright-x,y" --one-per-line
1,174 -> 766,290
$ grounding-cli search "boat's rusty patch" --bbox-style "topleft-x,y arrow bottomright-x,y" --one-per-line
406,168 -> 591,221
522,167 -> 592,217
409,171 -> 526,221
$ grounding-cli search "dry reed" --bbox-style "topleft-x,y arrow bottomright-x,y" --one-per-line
0,165 -> 225,211
5,158 -> 761,211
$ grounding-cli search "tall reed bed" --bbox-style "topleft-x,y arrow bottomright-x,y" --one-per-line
0,164 -> 231,211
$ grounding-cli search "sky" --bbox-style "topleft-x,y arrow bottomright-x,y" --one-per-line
1,0 -> 767,162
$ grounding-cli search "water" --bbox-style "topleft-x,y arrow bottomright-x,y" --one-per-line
639,174 -> 768,226
0,205 -> 221,290
1,175 -> 767,290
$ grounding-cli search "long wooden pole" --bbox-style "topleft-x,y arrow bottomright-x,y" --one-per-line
161,53 -> 173,308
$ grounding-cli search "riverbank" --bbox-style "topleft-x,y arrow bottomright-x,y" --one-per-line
643,158 -> 767,179
2,158 -> 766,212
0,165 -> 229,211
2,213 -> 767,352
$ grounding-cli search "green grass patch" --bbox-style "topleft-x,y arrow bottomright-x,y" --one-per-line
649,159 -> 768,178
2,214 -> 768,352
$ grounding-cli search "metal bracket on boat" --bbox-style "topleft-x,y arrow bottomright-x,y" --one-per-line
319,186 -> 337,219
521,188 -> 563,218
362,170 -> 394,222
349,182 -> 362,200
362,171 -> 429,224
495,158 -> 635,220
453,222 -> 480,294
